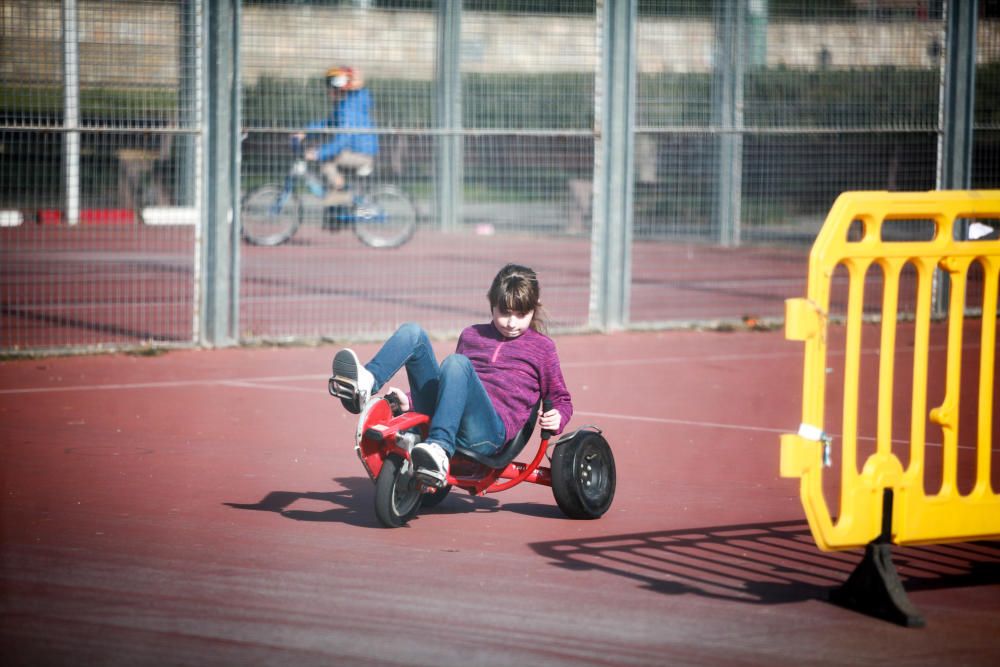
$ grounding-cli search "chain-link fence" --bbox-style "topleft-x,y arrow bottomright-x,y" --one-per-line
2,1 -> 998,353
238,2 -> 599,341
1,0 -> 201,351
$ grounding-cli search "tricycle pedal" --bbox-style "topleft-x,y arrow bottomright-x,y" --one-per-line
414,467 -> 448,489
328,375 -> 357,399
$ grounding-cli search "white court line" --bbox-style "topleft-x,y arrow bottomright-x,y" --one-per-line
573,410 -> 973,452
0,341 -> 951,396
562,344 -> 949,369
0,353 -> 771,396
2,371 -> 982,453
561,351 -> 797,368
219,380 -> 317,394
0,374 -> 324,395
574,410 -> 787,435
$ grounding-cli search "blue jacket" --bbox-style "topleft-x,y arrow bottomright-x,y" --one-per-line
307,88 -> 379,160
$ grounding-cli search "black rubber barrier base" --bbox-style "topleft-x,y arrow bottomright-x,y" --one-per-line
828,489 -> 925,628
829,541 -> 926,628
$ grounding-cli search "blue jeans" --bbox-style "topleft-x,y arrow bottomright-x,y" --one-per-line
365,323 -> 506,458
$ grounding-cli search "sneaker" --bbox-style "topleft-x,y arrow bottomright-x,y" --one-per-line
411,441 -> 450,487
330,349 -> 376,414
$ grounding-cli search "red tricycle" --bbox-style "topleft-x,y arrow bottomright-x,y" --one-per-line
337,386 -> 616,528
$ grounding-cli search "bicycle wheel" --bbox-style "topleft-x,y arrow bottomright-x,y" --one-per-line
241,184 -> 303,246
353,186 -> 416,249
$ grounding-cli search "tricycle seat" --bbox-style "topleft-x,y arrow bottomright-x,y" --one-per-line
453,401 -> 541,470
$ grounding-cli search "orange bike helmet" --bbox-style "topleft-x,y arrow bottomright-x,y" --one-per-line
325,66 -> 364,91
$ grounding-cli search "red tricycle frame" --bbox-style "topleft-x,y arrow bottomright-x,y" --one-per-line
350,396 -> 616,527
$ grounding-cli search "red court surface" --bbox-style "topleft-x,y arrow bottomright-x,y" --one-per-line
2,328 -> 999,666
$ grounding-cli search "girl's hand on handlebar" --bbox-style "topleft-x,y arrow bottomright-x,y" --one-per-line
385,386 -> 410,412
538,409 -> 561,434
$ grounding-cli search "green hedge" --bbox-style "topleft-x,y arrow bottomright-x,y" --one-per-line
4,64 -> 997,129
240,66 -> 994,130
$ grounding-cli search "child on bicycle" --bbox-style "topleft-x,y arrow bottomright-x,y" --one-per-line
293,65 -> 378,207
329,263 -> 573,486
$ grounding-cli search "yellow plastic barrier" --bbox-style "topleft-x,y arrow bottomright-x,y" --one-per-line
782,190 -> 1000,553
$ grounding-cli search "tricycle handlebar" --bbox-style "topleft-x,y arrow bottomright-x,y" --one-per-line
540,399 -> 554,440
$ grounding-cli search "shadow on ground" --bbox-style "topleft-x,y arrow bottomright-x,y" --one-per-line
529,520 -> 1000,606
223,476 -> 568,526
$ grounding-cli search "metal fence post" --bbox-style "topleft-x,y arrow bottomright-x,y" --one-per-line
61,0 -> 81,227
436,0 -> 462,233
938,0 -> 977,191
714,0 -> 746,248
178,0 -> 200,211
200,0 -> 240,347
934,0 -> 978,317
589,0 -> 636,332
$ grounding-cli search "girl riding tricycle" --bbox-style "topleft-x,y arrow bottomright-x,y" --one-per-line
328,264 -> 616,527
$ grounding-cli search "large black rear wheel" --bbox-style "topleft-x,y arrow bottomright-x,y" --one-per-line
551,431 -> 616,519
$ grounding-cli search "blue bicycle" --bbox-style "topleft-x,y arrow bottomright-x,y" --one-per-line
240,144 -> 417,248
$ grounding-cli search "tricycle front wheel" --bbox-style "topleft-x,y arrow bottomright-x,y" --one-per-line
374,454 -> 422,527
551,430 -> 616,519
